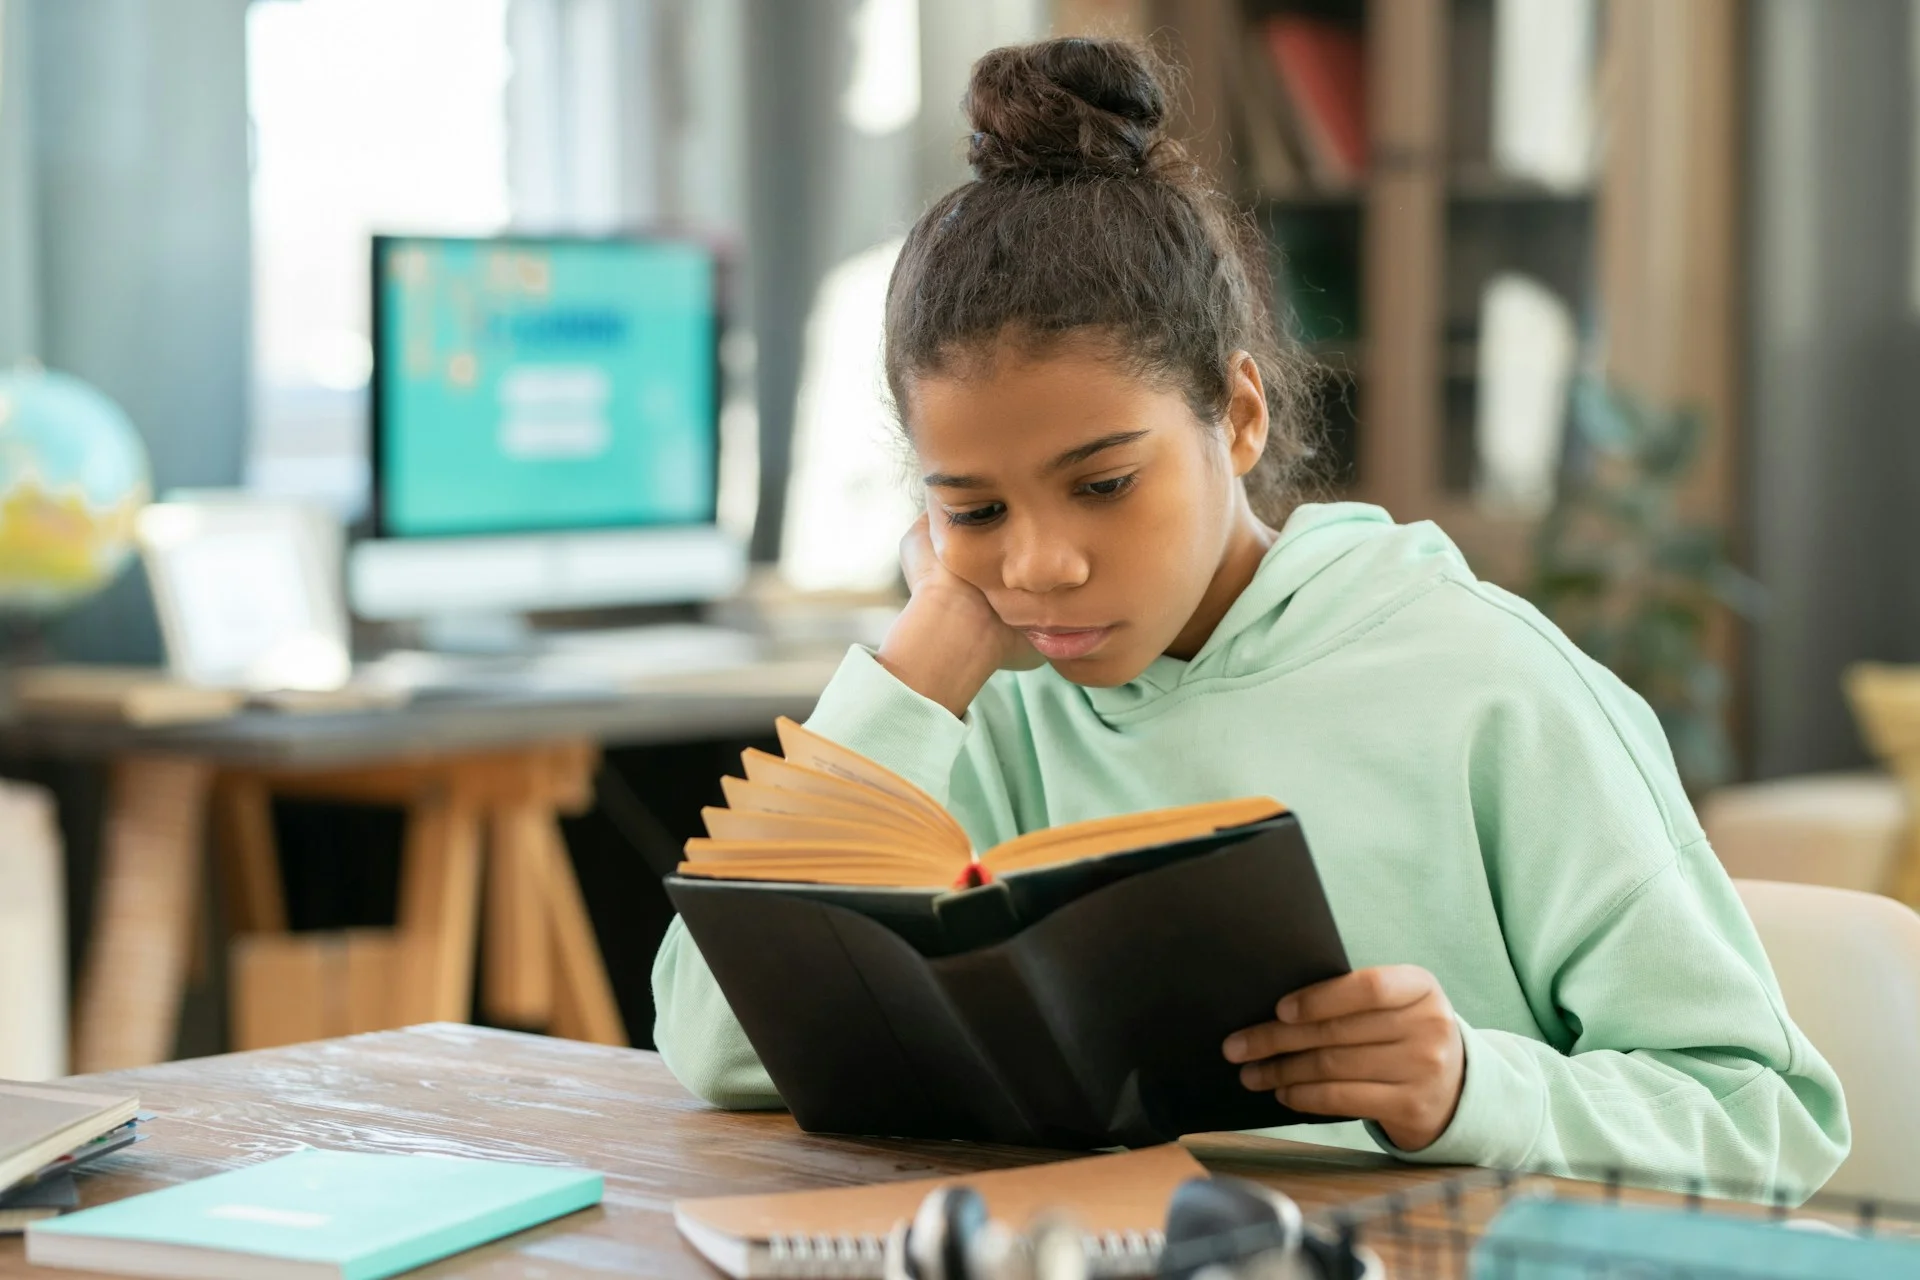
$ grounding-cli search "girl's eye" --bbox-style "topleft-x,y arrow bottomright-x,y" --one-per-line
1079,473 -> 1137,500
945,502 -> 1006,528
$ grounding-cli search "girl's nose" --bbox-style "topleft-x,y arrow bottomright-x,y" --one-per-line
1000,520 -> 1090,594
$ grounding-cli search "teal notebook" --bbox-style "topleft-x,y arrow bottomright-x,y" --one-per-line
1474,1197 -> 1920,1280
26,1149 -> 603,1280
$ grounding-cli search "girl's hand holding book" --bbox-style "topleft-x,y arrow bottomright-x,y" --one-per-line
878,513 -> 1042,717
1222,964 -> 1467,1152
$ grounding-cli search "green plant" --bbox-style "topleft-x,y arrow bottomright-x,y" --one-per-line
1529,378 -> 1763,792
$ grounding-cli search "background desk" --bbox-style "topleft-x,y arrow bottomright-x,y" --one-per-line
0,658 -> 837,1073
4,659 -> 839,769
0,1024 -> 1456,1280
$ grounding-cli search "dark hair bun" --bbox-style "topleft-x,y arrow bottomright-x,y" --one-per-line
964,37 -> 1178,181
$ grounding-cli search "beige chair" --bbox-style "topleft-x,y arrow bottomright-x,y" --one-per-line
1846,663 -> 1920,906
1702,772 -> 1906,893
1736,878 -> 1920,1202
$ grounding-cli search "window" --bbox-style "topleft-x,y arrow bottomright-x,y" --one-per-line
246,0 -> 512,516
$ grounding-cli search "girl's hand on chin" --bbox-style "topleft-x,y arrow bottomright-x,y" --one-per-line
898,514 -> 1041,671
878,515 -> 1040,717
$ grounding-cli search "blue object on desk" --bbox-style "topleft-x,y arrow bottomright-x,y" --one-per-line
27,1148 -> 603,1279
1473,1196 -> 1920,1280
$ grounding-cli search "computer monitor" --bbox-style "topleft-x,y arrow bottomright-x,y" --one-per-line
348,234 -> 746,626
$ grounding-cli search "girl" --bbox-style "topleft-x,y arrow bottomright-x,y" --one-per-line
653,37 -> 1846,1194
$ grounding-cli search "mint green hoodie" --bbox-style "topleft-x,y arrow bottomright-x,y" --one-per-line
652,503 -> 1848,1195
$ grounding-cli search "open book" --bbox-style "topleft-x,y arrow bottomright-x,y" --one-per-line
679,717 -> 1287,887
664,721 -> 1350,1148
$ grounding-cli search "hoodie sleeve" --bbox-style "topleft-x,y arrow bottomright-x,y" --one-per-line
650,645 -> 1035,1107
1365,621 -> 1850,1199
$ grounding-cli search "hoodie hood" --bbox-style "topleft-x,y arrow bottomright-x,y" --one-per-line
1073,502 -> 1473,719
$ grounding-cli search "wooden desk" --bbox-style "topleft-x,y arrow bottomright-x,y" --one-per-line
2,659 -> 840,770
1,659 -> 838,1072
0,1024 -> 1458,1280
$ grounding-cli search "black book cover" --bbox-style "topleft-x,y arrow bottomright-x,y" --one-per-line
665,815 -> 1350,1148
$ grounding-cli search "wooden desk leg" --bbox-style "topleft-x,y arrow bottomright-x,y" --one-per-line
483,803 -> 553,1026
540,815 -> 627,1045
212,776 -> 287,934
72,756 -> 215,1073
394,791 -> 483,1026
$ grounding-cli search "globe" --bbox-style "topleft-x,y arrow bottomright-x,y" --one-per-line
0,367 -> 151,614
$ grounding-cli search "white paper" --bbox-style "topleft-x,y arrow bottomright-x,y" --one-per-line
1475,273 -> 1577,517
1491,0 -> 1595,191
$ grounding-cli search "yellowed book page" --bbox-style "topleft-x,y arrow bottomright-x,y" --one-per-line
683,836 -> 919,864
677,850 -> 958,888
984,797 -> 1285,872
675,861 -> 951,887
699,807 -> 926,854
682,838 -> 959,885
774,718 -> 967,848
739,751 -> 963,852
994,796 -> 1283,855
720,774 -> 941,843
675,1144 -> 1205,1242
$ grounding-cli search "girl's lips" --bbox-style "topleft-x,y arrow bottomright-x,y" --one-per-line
1023,626 -> 1115,661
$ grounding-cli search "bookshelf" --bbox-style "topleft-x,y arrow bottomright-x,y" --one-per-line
1054,0 -> 1741,590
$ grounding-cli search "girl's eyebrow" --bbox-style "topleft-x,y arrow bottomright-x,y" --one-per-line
923,471 -> 989,490
1043,429 -> 1151,474
922,429 -> 1151,489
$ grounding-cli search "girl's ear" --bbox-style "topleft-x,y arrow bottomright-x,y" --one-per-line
1224,351 -> 1270,478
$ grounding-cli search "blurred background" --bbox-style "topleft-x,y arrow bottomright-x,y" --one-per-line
2,0 -> 1919,1077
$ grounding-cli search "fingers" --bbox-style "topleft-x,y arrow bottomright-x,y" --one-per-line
1222,965 -> 1466,1151
1275,1072 -> 1465,1151
1276,965 -> 1435,1026
1223,1007 -> 1412,1064
899,513 -> 937,586
1270,1080 -> 1408,1122
1221,967 -> 1440,1065
1237,1042 -> 1421,1091
1275,1077 -> 1463,1151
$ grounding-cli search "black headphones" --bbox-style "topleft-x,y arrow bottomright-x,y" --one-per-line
900,1186 -> 997,1280
883,1173 -> 1375,1280
1158,1177 -> 1304,1280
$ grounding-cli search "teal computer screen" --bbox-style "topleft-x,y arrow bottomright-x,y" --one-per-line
373,236 -> 717,537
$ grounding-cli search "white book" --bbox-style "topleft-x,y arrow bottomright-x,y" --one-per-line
0,1082 -> 139,1196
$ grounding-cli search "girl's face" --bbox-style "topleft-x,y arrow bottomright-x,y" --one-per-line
906,339 -> 1272,687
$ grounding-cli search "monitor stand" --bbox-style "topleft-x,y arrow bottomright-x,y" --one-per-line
363,618 -> 768,701
417,612 -> 536,656
347,528 -> 750,629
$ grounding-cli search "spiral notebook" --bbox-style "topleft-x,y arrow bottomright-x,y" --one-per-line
672,1144 -> 1201,1279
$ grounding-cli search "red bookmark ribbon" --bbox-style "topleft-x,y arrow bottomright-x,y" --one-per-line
953,863 -> 995,889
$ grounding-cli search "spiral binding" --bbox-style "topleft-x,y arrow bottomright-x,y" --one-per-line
758,1227 -> 1166,1278
763,1231 -> 887,1278
1083,1228 -> 1166,1274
